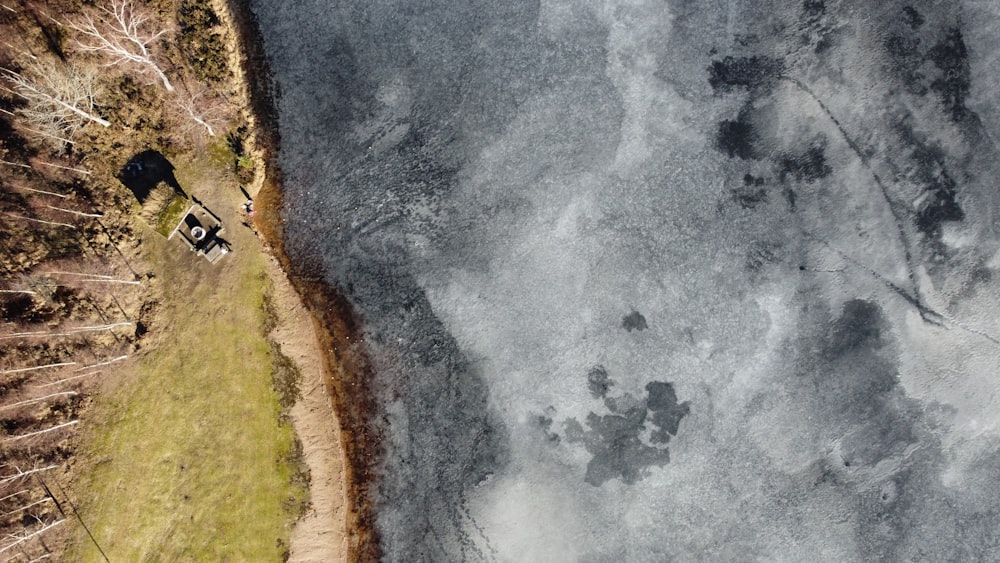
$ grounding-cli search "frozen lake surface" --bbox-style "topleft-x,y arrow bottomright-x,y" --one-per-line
249,0 -> 1000,559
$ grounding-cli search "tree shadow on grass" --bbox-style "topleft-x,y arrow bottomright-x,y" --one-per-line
119,150 -> 188,203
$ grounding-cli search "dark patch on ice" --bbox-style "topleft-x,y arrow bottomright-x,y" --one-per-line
902,6 -> 924,30
746,241 -> 781,270
707,56 -> 784,93
796,299 -> 916,466
825,299 -> 886,357
646,381 -> 691,444
783,186 -> 798,211
884,32 -> 928,96
533,414 -> 561,444
566,370 -> 689,486
802,0 -> 825,18
971,265 -> 992,285
716,116 -> 759,160
894,124 -> 965,239
779,144 -> 832,183
587,365 -> 614,399
732,173 -> 769,208
927,29 -> 971,123
882,21 -> 971,122
622,310 -> 648,332
781,295 -> 1000,560
796,0 -> 841,53
732,186 -> 768,209
915,178 -> 963,238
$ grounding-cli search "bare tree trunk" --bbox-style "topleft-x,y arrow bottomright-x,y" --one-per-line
0,519 -> 66,555
11,186 -> 70,199
75,355 -> 127,371
77,279 -> 141,285
0,497 -> 52,518
34,161 -> 91,175
1,212 -> 75,229
66,0 -> 175,92
45,206 -> 102,218
35,371 -> 100,389
0,321 -> 133,340
45,271 -> 139,284
0,465 -> 59,485
176,90 -> 219,137
95,219 -> 139,278
0,362 -> 76,375
0,490 -> 32,504
184,106 -> 216,136
0,158 -> 31,169
21,125 -> 74,145
4,420 -> 79,443
0,392 -> 78,412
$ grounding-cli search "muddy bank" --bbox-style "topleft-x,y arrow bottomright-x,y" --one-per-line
217,1 -> 382,560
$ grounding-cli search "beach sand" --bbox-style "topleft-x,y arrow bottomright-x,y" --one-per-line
264,254 -> 348,562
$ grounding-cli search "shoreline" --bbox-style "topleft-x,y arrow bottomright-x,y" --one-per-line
216,1 -> 383,560
262,253 -> 347,561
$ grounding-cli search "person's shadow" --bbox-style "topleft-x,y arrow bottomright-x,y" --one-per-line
119,150 -> 188,203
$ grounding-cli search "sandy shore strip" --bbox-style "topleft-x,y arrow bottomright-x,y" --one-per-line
264,255 -> 348,562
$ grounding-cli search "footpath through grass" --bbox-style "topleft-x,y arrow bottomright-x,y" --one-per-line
67,158 -> 306,561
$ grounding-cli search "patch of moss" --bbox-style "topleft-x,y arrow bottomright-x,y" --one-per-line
153,194 -> 191,237
207,135 -> 235,172
236,154 -> 255,184
261,288 -> 303,414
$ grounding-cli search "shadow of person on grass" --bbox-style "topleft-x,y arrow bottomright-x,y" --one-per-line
119,150 -> 188,203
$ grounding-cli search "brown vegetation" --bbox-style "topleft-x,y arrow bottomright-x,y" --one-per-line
0,0 -> 258,558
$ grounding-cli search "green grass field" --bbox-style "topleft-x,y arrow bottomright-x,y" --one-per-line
67,157 -> 306,562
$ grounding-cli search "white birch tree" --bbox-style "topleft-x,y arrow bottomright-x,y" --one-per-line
175,89 -> 220,137
0,61 -> 110,140
67,0 -> 175,92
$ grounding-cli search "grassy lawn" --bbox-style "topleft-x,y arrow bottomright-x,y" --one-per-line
67,153 -> 306,561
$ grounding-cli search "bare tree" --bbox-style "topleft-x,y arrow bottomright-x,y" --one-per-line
175,88 -> 221,137
0,497 -> 53,519
0,517 -> 65,555
3,211 -> 76,229
67,0 -> 175,92
0,465 -> 59,486
4,420 -> 79,443
43,271 -> 139,285
4,177 -> 70,199
35,371 -> 101,389
0,392 -> 78,412
0,363 -> 76,376
0,60 -> 110,139
45,205 -> 102,218
1,212 -> 75,229
0,321 -> 134,341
